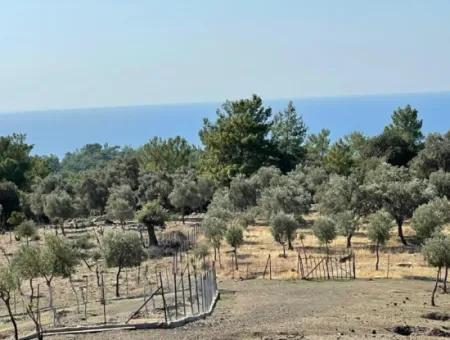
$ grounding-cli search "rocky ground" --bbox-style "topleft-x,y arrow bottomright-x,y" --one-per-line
57,278 -> 450,340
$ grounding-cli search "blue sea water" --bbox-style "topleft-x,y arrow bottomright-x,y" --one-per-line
0,92 -> 449,158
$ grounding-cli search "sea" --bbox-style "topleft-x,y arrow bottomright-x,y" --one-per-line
0,92 -> 449,158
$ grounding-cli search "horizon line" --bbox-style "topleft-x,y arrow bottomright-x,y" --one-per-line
1,89 -> 450,116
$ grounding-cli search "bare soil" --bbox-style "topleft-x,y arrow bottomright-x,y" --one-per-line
57,278 -> 450,340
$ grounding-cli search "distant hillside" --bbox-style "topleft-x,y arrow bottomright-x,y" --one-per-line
0,92 -> 449,157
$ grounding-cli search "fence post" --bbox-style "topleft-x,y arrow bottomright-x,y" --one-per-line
101,272 -> 106,324
187,264 -> 194,315
181,271 -> 186,316
159,272 -> 168,324
174,272 -> 178,319
194,267 -> 200,313
352,253 -> 356,279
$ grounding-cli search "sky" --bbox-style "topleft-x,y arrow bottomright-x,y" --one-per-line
1,1 -> 450,112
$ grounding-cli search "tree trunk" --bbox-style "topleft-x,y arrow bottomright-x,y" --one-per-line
115,267 -> 122,297
46,280 -> 58,326
396,220 -> 407,245
375,242 -> 380,271
432,267 -> 441,307
182,210 -> 185,225
443,266 -> 448,294
60,222 -> 66,237
3,297 -> 18,340
288,238 -> 293,251
346,234 -> 353,248
234,249 -> 238,270
69,276 -> 80,314
213,247 -> 217,262
282,243 -> 286,258
218,246 -> 222,269
146,225 -> 158,247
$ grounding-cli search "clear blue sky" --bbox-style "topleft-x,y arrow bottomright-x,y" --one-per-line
1,1 -> 450,112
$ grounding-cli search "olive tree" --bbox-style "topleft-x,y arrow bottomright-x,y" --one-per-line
422,234 -> 450,306
11,245 -> 43,338
40,234 -> 79,325
366,164 -> 432,245
15,220 -> 37,245
367,210 -> 393,270
313,217 -> 336,255
226,223 -> 244,270
412,198 -> 450,242
0,265 -> 19,339
229,175 -> 258,211
202,216 -> 227,266
103,230 -> 145,297
270,212 -> 300,256
44,191 -> 74,236
169,178 -> 200,223
136,200 -> 167,247
429,170 -> 450,198
259,175 -> 311,219
106,196 -> 134,228
316,175 -> 374,247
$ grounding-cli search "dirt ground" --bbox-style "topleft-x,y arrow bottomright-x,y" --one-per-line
57,278 -> 450,340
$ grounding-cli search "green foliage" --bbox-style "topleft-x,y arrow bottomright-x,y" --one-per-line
365,163 -> 433,244
202,216 -> 227,250
136,200 -> 167,228
103,230 -> 145,297
367,210 -> 393,246
385,105 -> 423,146
0,182 -> 20,229
0,133 -> 33,189
11,245 -> 41,280
103,230 -> 145,269
199,95 -> 274,183
7,211 -> 25,227
429,170 -> 450,198
313,217 -> 336,246
15,220 -> 37,244
228,175 -> 257,211
106,196 -> 134,225
137,171 -> 173,207
43,191 -> 74,223
29,155 -> 60,179
136,200 -> 167,246
271,101 -> 307,172
259,175 -> 311,218
225,223 -> 244,250
334,210 -> 358,241
412,198 -> 450,242
305,129 -> 330,166
270,212 -> 299,251
76,174 -> 108,214
422,233 -> 450,268
138,136 -> 197,173
0,264 -> 18,297
324,139 -> 354,176
60,143 -> 123,173
412,131 -> 450,177
40,234 -> 80,280
249,166 -> 282,191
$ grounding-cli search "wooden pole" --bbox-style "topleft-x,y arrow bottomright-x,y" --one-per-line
159,272 -> 168,324
187,264 -> 194,315
173,272 -> 178,319
269,254 -> 272,280
352,253 -> 356,279
101,272 -> 106,324
181,272 -> 186,316
386,254 -> 390,279
194,268 -> 200,313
